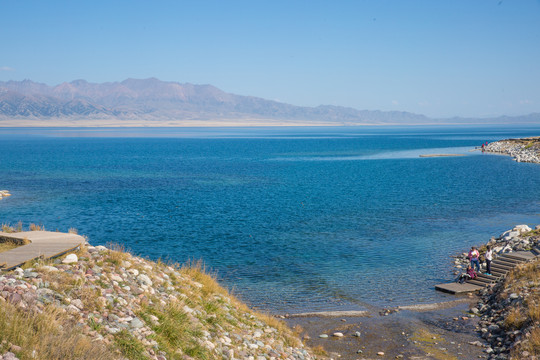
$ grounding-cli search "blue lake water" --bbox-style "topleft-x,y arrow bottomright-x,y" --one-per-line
0,125 -> 539,313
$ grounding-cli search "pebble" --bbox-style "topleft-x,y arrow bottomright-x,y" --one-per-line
332,332 -> 344,337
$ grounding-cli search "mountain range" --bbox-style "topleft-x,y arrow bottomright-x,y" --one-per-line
0,78 -> 538,126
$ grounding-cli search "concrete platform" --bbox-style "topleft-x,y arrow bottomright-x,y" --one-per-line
435,282 -> 484,294
0,231 -> 85,270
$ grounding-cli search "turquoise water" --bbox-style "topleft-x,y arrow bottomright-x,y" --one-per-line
0,126 -> 539,312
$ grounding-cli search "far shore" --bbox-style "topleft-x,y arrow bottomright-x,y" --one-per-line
1,118 -> 539,128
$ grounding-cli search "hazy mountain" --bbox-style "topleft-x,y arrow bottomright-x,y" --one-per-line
0,78 -> 538,125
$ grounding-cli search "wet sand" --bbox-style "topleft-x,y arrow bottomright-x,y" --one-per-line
285,297 -> 487,360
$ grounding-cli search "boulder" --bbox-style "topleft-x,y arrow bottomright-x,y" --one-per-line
62,254 -> 78,264
514,225 -> 532,233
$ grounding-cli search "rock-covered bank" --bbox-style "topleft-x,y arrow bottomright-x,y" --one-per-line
0,241 -> 317,360
454,225 -> 540,360
485,137 -> 540,164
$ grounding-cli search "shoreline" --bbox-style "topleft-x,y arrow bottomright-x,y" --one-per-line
1,120 -> 540,128
285,223 -> 540,359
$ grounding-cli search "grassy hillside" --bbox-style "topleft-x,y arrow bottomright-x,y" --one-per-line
0,240 -> 316,360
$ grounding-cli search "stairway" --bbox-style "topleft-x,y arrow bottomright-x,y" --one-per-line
435,246 -> 540,294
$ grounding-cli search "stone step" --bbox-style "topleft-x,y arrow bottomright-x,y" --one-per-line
476,274 -> 497,283
469,276 -> 492,284
501,253 -> 530,261
477,274 -> 499,282
467,279 -> 489,287
489,268 -> 508,276
494,256 -> 523,265
493,259 -> 520,268
490,262 -> 513,271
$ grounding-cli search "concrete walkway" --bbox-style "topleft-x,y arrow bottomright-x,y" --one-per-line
0,231 -> 85,270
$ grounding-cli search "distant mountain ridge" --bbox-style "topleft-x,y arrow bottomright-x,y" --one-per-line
0,78 -> 538,125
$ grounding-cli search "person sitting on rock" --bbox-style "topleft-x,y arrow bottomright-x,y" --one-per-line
457,265 -> 477,284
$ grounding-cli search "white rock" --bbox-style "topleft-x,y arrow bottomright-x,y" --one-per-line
333,332 -> 344,337
204,340 -> 215,350
62,254 -> 78,264
71,299 -> 84,310
94,245 -> 108,252
137,274 -> 153,286
148,314 -> 160,325
40,265 -> 59,272
110,274 -> 123,282
514,225 -> 532,233
66,304 -> 80,314
116,297 -> 128,306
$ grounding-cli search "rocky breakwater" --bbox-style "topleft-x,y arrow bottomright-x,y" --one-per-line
0,243 -> 317,360
485,137 -> 540,164
0,190 -> 11,200
453,225 -> 540,360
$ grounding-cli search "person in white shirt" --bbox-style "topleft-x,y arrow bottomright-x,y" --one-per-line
485,245 -> 493,276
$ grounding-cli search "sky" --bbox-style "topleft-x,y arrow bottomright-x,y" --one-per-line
1,0 -> 540,118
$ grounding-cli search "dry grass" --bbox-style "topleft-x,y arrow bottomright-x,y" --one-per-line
29,223 -> 45,231
1,221 -> 22,233
0,301 -> 116,360
178,259 -> 301,347
504,308 -> 526,329
139,300 -> 208,360
106,242 -> 130,266
0,236 -> 30,254
0,241 -> 20,253
503,259 -> 540,358
528,327 -> 540,355
311,345 -> 327,356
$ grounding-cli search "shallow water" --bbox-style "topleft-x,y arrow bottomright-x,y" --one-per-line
0,125 -> 539,312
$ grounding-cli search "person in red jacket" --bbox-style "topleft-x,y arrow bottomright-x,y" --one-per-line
458,265 -> 477,284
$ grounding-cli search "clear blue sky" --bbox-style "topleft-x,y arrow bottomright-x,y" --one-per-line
1,0 -> 539,118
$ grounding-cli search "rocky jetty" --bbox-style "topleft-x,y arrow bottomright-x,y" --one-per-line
0,243 -> 316,360
0,190 -> 11,200
452,225 -> 540,359
485,137 -> 540,164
